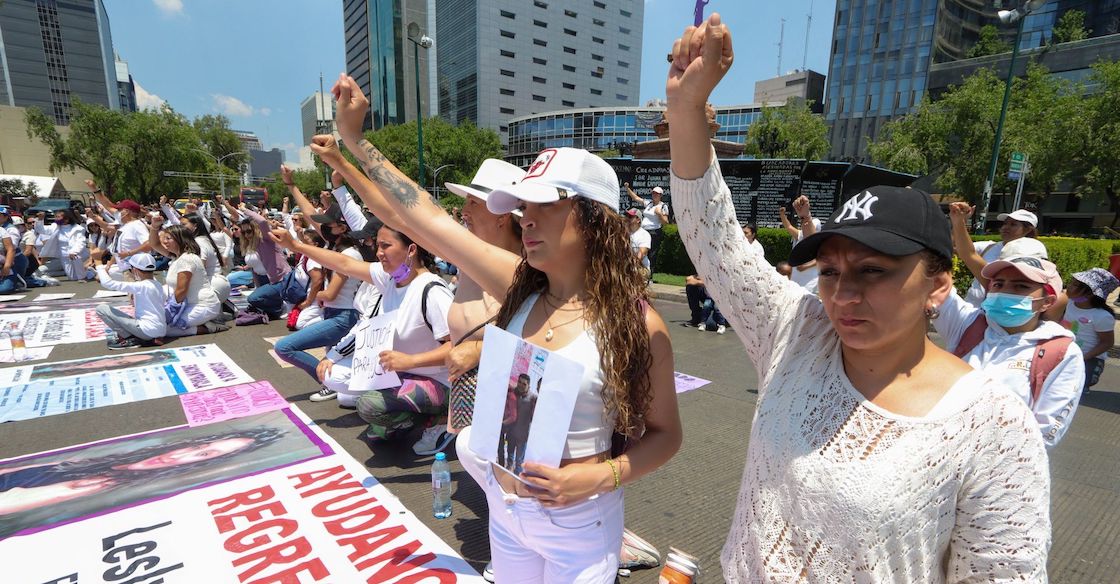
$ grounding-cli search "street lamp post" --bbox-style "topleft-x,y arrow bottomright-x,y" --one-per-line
192,148 -> 242,199
431,164 -> 455,200
976,0 -> 1046,233
407,22 -> 433,188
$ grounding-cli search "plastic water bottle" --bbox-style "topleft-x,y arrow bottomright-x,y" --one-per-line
7,323 -> 25,361
104,327 -> 118,345
432,452 -> 452,519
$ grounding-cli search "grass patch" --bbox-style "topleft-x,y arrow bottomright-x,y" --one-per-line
652,273 -> 686,287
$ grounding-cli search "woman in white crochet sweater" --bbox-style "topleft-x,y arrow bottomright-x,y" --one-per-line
669,15 -> 1050,582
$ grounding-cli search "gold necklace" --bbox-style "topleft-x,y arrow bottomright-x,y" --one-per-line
542,295 -> 585,342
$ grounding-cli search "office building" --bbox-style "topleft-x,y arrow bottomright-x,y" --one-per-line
343,0 -> 435,131
754,69 -> 827,112
234,130 -> 263,152
114,54 -> 136,113
436,0 -> 644,146
300,91 -> 336,145
0,0 -> 121,123
248,148 -> 284,179
506,104 -> 762,167
825,0 -> 1120,161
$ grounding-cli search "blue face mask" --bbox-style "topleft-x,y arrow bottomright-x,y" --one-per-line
981,292 -> 1037,328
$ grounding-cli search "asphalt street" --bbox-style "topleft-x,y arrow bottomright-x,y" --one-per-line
1,281 -> 1118,583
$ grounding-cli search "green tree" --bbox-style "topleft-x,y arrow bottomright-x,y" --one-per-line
1051,9 -> 1090,44
1072,61 -> 1120,227
967,25 -> 1012,58
122,106 -> 207,201
192,114 -> 248,195
743,99 -> 830,160
363,117 -> 502,190
1005,63 -> 1084,198
0,178 -> 39,203
25,99 -> 130,197
258,167 -> 327,209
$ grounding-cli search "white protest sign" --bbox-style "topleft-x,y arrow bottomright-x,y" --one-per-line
468,325 -> 585,480
348,310 -> 401,393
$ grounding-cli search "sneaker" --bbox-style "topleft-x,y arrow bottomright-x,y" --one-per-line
107,336 -> 143,350
716,325 -> 727,335
309,386 -> 338,402
482,562 -> 495,582
697,323 -> 707,332
619,528 -> 661,570
413,424 -> 455,456
201,320 -> 230,334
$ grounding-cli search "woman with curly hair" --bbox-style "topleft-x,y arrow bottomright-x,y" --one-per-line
317,74 -> 682,583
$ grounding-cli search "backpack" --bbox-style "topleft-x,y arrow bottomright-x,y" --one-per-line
952,314 -> 1073,406
366,279 -> 450,332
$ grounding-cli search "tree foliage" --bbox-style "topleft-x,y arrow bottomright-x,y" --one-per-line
867,63 -> 1082,204
257,168 -> 328,209
1051,9 -> 1090,45
0,178 -> 39,202
361,117 -> 503,189
743,99 -> 830,160
967,25 -> 1012,58
24,100 -> 246,203
1072,61 -> 1120,226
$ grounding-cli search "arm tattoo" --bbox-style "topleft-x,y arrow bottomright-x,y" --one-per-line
357,139 -> 425,209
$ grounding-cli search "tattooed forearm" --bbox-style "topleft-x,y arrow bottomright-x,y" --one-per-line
357,139 -> 423,209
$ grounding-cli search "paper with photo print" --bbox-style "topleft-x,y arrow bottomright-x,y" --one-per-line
348,310 -> 401,393
469,325 -> 585,483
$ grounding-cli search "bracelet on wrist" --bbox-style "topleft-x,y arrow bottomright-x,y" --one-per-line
605,458 -> 621,491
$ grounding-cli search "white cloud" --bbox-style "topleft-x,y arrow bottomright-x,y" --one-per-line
134,81 -> 166,110
212,94 -> 265,117
152,0 -> 183,15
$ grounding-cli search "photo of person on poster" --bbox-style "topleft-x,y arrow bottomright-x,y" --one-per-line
28,350 -> 179,381
0,410 -> 327,538
495,341 -> 546,476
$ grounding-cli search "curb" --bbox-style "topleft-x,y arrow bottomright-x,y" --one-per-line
649,283 -> 687,304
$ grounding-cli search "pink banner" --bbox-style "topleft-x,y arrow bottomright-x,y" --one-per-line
179,381 -> 290,426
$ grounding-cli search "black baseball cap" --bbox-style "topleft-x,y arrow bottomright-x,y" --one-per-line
310,203 -> 343,226
788,186 -> 952,266
347,213 -> 384,241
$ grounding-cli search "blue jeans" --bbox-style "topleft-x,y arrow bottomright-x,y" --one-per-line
274,307 -> 359,381
0,253 -> 28,293
228,270 -> 267,288
700,298 -> 728,330
248,281 -> 284,317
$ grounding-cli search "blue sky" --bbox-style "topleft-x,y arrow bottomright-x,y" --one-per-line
106,0 -> 835,166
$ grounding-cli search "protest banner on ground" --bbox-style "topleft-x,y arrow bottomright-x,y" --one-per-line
0,296 -> 126,314
674,371 -> 712,394
180,380 -> 290,426
0,307 -> 107,346
32,292 -> 76,301
0,344 -> 252,422
0,294 -> 26,302
0,345 -> 52,364
0,407 -> 486,582
469,325 -> 584,480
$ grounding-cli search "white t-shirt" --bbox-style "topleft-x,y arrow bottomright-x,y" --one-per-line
211,231 -> 235,263
115,220 -> 149,257
165,253 -> 219,309
243,251 -> 267,276
1,224 -> 20,249
20,229 -> 35,250
1060,302 -> 1114,357
641,200 -> 668,231
629,227 -> 651,269
321,246 -> 363,310
367,265 -> 453,386
746,238 -> 765,259
790,263 -> 819,294
195,236 -> 220,278
96,265 -> 167,338
964,241 -> 1004,307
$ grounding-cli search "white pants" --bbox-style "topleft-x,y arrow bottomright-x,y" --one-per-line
63,253 -> 91,281
296,304 -> 323,330
210,273 -> 231,304
457,427 -> 624,584
322,357 -> 359,407
165,301 -> 221,337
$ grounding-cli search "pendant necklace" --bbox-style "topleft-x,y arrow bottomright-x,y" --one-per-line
542,294 -> 584,342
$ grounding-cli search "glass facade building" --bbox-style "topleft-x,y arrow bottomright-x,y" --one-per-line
825,0 -> 1120,161
506,105 -> 763,167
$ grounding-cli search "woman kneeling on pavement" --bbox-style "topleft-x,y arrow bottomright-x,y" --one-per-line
148,219 -> 225,336
325,69 -> 682,582
271,224 -> 456,456
670,15 -> 1048,581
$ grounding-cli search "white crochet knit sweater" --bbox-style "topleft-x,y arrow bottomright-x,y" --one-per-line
671,154 -> 1051,583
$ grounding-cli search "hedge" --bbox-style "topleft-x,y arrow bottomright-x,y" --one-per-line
653,226 -> 1118,296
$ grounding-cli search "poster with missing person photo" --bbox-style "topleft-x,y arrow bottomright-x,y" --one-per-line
468,326 -> 585,479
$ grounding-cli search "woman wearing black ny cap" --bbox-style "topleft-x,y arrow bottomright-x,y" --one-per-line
669,15 -> 1048,582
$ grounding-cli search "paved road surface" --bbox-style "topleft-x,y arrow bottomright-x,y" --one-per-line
1,281 -> 1117,583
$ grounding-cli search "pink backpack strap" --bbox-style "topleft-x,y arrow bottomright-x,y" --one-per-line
952,314 -> 988,358
1029,337 -> 1073,407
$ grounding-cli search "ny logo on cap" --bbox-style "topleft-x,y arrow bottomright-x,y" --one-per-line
526,149 -> 558,179
834,191 -> 878,223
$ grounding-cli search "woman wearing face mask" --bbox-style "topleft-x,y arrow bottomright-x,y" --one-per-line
272,225 -> 454,450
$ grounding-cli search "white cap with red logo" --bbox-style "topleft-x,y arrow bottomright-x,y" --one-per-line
486,148 -> 620,214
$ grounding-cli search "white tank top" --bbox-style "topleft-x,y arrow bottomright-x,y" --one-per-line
506,293 -> 614,458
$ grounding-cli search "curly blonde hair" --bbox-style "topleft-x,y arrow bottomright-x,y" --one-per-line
495,198 -> 653,437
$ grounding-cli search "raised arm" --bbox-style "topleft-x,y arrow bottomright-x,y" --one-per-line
624,182 -> 643,204
949,203 -> 987,283
159,195 -> 182,225
793,196 -> 816,236
146,215 -> 173,258
332,171 -> 369,231
281,165 -> 321,234
326,80 -> 520,298
270,228 -> 371,284
778,207 -> 799,238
